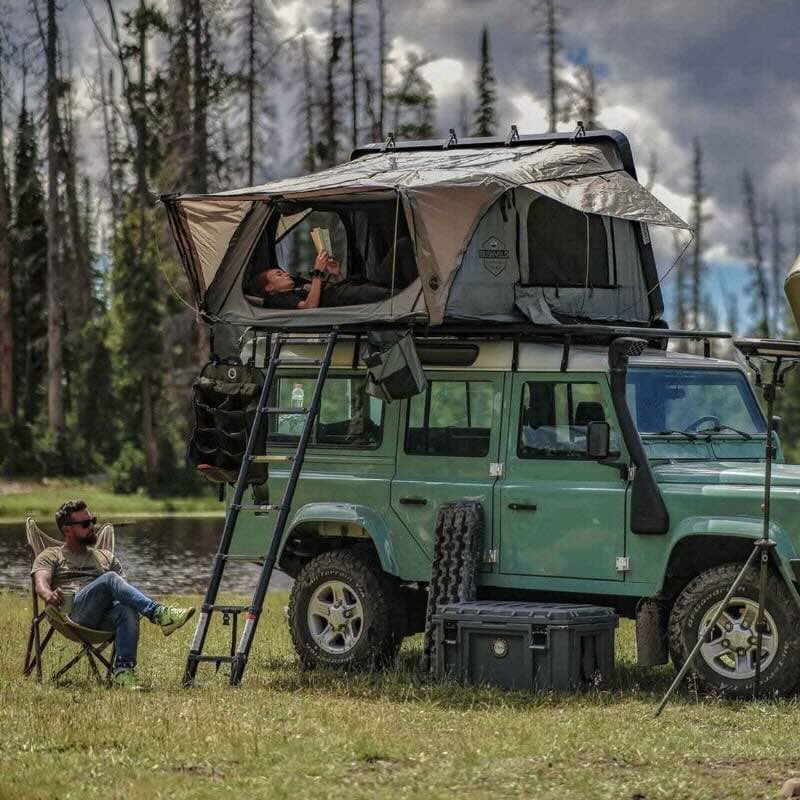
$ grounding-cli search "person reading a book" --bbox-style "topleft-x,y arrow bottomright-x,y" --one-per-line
251,250 -> 391,310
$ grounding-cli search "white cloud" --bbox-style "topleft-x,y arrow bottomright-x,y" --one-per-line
419,58 -> 466,97
508,93 -> 549,135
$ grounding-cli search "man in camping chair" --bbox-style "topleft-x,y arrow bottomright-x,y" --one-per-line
31,499 -> 195,689
251,249 -> 396,310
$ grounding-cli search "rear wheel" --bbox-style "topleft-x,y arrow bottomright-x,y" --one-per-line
668,562 -> 800,697
288,550 -> 402,670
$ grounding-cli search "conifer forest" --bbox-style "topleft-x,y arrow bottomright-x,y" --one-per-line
0,0 -> 798,494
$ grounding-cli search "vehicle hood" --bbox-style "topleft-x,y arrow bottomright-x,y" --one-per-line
653,461 -> 800,487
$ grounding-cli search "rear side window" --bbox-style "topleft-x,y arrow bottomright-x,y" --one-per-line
268,376 -> 383,449
405,380 -> 494,457
518,381 -> 615,458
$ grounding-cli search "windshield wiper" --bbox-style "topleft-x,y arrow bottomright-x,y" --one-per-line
655,429 -> 701,441
695,424 -> 753,440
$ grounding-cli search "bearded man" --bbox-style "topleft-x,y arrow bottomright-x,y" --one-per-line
31,499 -> 195,688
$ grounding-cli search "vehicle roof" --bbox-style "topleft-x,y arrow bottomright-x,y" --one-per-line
350,128 -> 639,180
274,336 -> 743,374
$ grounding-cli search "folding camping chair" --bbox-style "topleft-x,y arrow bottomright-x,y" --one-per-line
23,517 -> 117,685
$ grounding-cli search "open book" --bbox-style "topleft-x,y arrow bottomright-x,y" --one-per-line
310,227 -> 332,255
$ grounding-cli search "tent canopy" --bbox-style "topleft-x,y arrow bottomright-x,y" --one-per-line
163,133 -> 689,328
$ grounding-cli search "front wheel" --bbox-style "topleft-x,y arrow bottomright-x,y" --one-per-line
668,562 -> 800,697
288,550 -> 402,670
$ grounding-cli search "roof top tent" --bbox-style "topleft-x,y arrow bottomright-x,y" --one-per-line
162,129 -> 690,333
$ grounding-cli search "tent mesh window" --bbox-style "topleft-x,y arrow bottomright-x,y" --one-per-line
524,196 -> 612,288
243,198 -> 418,303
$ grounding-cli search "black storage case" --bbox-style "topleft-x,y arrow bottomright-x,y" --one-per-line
432,601 -> 618,691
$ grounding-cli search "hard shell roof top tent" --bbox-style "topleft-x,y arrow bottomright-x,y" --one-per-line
162,129 -> 691,333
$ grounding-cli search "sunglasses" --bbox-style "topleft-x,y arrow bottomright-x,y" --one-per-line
68,516 -> 97,529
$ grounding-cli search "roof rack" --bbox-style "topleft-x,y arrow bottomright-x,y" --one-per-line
245,321 -> 731,366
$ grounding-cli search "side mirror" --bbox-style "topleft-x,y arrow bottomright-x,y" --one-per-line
587,421 -> 611,459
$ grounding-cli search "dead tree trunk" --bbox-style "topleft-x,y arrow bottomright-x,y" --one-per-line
246,0 -> 256,185
46,0 -> 65,446
348,0 -> 358,148
0,54 -> 11,419
191,0 -> 208,194
544,0 -> 558,133
377,0 -> 386,139
301,34 -> 316,172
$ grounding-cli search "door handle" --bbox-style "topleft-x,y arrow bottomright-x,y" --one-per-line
508,503 -> 537,511
399,497 -> 428,506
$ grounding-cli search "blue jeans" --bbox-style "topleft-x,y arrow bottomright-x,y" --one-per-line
69,572 -> 161,671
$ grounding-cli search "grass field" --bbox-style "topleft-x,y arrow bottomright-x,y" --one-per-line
0,480 -> 221,523
2,591 -> 800,799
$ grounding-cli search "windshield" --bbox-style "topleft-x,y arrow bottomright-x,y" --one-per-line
626,367 -> 766,436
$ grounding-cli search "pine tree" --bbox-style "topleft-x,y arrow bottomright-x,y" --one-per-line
12,92 -> 48,426
535,0 -> 563,133
471,26 -> 497,137
389,53 -> 436,140
107,201 -> 163,483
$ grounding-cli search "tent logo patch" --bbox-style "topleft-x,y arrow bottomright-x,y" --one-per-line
479,236 -> 509,276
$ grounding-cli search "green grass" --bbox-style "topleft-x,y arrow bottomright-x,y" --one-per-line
2,590 -> 800,799
0,480 -> 222,523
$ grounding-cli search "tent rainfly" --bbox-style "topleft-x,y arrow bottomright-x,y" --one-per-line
162,134 -> 691,330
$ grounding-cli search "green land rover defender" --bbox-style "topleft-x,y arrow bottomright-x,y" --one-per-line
164,129 -> 800,693
226,332 -> 800,697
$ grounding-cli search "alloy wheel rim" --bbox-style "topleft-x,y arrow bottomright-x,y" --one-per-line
699,596 -> 778,680
307,579 -> 364,655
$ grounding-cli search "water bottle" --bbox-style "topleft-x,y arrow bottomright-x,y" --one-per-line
291,383 -> 305,409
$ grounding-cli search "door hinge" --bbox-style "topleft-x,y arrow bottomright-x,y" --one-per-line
489,462 -> 503,477
616,556 -> 631,573
483,549 -> 498,564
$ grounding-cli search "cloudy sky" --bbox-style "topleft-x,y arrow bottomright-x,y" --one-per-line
27,0 -> 800,327
290,0 -> 800,327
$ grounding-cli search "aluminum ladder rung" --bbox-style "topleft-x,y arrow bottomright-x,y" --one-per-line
262,407 -> 310,414
249,454 -> 293,463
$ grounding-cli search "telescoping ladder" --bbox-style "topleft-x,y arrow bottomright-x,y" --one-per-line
184,330 -> 338,687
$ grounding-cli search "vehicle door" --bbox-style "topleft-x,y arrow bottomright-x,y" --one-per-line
391,372 -> 505,563
496,372 -> 628,581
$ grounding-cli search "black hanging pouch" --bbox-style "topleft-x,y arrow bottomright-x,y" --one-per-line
361,331 -> 427,402
187,358 -> 267,484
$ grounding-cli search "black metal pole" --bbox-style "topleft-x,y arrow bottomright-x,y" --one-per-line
754,358 -> 780,695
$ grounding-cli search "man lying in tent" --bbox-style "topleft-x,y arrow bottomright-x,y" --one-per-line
249,237 -> 417,310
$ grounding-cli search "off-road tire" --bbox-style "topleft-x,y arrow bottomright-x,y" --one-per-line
668,562 -> 800,697
421,501 -> 484,671
288,549 -> 402,671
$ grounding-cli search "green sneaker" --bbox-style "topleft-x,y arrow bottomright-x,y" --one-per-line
154,605 -> 196,637
112,668 -> 144,690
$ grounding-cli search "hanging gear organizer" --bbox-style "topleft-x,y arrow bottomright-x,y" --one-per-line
188,358 -> 267,484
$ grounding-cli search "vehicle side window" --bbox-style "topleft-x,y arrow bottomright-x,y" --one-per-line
405,380 -> 494,457
268,376 -> 383,448
518,381 -> 615,458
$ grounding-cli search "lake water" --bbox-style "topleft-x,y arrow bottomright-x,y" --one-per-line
0,516 -> 293,596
